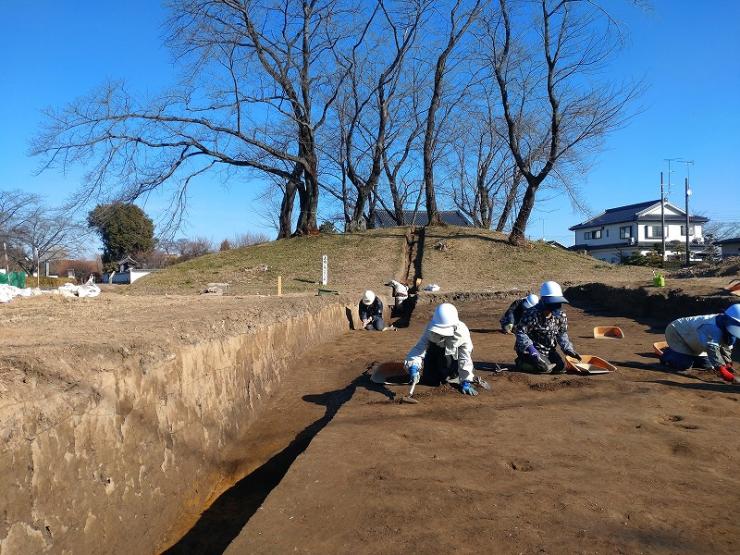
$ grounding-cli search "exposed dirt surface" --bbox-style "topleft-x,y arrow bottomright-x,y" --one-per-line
225,300 -> 740,555
671,256 -> 740,279
0,291 -> 357,554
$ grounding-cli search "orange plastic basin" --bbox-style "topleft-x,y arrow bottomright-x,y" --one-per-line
653,341 -> 669,357
565,354 -> 616,374
593,326 -> 625,339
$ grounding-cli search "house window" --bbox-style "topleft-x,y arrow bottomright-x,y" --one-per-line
645,225 -> 663,239
680,225 -> 695,236
584,229 -> 602,240
620,226 -> 632,239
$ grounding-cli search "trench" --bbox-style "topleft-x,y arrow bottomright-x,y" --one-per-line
5,283 -> 736,554
169,283 -> 737,553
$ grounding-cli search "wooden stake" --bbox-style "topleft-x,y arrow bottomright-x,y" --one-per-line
277,275 -> 282,296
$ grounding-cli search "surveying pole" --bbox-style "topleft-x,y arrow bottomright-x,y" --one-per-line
660,172 -> 666,266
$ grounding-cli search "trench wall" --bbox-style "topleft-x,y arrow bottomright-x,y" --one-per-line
565,283 -> 736,324
0,301 -> 352,555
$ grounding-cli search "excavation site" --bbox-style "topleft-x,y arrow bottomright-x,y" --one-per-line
1,229 -> 739,554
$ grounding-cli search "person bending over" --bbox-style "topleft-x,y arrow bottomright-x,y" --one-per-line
514,281 -> 581,374
359,290 -> 385,331
500,293 -> 539,334
404,303 -> 479,396
661,304 -> 740,383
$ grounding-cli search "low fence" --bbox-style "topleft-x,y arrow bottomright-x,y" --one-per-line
0,272 -> 26,288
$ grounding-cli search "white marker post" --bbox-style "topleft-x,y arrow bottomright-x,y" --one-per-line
321,255 -> 328,286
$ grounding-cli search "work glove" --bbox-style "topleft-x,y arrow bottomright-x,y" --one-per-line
503,323 -> 514,334
408,364 -> 421,385
565,350 -> 582,362
461,381 -> 478,396
716,365 -> 736,383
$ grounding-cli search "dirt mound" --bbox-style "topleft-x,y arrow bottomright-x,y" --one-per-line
671,256 -> 740,278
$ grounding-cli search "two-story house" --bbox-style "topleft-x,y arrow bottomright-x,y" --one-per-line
569,199 -> 709,264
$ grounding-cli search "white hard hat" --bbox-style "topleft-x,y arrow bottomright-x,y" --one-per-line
361,290 -> 376,305
725,304 -> 740,338
539,281 -> 568,304
429,303 -> 459,336
523,293 -> 539,309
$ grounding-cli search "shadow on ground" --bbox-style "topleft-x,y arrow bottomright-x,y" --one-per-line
164,377 -> 362,555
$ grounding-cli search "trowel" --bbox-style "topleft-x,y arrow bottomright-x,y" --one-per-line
400,379 -> 419,404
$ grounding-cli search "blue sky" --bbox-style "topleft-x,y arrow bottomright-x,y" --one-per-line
1,1 -> 738,246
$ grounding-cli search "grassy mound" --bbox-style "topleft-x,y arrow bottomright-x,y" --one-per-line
130,226 -> 652,296
422,227 -> 650,292
131,228 -> 409,296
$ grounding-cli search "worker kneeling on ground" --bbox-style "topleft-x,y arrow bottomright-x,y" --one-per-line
514,281 -> 581,374
359,290 -> 385,331
500,293 -> 539,334
661,304 -> 740,383
404,303 -> 480,395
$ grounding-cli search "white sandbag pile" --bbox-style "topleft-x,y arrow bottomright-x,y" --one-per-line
57,276 -> 101,298
0,276 -> 101,303
0,285 -> 42,304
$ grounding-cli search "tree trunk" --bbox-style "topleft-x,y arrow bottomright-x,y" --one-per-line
496,169 -> 521,232
278,163 -> 302,239
294,131 -> 320,236
348,184 -> 369,232
507,177 -> 539,246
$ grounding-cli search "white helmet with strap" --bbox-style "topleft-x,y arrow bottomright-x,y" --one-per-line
430,303 -> 459,336
523,294 -> 539,309
361,290 -> 376,305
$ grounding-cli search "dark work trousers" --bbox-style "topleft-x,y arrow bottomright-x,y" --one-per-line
364,315 -> 385,331
422,342 -> 459,386
516,347 -> 565,373
660,347 -> 712,371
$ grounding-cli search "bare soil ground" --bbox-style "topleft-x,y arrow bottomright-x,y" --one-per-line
0,291 -> 351,435
223,300 -> 740,555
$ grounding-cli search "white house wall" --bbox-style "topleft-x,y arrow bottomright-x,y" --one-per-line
641,204 -> 683,217
576,222 -> 703,246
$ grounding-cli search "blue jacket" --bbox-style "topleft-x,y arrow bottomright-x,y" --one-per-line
359,298 -> 383,321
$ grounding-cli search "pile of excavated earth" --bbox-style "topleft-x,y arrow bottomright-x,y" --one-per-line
1,226 -> 738,554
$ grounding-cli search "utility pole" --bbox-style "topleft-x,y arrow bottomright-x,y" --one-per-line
678,160 -> 694,267
660,171 -> 666,267
3,242 -> 7,274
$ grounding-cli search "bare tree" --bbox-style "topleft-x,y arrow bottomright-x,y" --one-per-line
335,1 -> 429,232
445,93 -> 514,228
7,204 -> 85,274
422,0 -> 485,226
486,0 -> 640,245
33,0 -> 366,239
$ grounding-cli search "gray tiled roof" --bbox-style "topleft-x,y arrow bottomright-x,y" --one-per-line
715,237 -> 740,245
570,200 -> 709,231
373,210 -> 472,227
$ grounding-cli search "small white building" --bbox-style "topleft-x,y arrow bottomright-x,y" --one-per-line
569,199 -> 709,264
102,256 -> 156,284
716,237 -> 740,258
